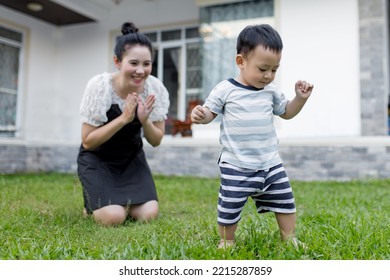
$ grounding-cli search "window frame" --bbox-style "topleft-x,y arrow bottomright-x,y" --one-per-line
144,25 -> 202,121
0,22 -> 26,138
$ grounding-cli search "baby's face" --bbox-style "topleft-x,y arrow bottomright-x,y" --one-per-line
238,45 -> 281,89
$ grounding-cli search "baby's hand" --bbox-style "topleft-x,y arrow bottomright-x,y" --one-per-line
295,80 -> 314,99
191,105 -> 206,124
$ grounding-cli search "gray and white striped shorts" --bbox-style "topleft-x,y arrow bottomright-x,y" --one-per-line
218,162 -> 296,226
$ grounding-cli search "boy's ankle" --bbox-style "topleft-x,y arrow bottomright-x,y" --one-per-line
286,237 -> 307,250
218,239 -> 235,249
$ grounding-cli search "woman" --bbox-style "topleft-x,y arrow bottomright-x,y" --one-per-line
77,22 -> 169,226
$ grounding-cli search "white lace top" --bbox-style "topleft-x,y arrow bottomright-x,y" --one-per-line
80,72 -> 170,127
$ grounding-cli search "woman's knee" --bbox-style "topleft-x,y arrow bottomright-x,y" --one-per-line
92,205 -> 127,226
130,200 -> 159,222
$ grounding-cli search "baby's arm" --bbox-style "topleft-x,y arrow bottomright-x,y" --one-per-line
281,80 -> 314,120
191,105 -> 217,124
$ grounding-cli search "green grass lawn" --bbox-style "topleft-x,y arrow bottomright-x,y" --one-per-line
0,173 -> 389,260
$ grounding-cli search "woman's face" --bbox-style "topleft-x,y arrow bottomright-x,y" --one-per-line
116,44 -> 152,89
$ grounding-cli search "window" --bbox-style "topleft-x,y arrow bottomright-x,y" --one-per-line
199,0 -> 274,98
0,25 -> 23,137
144,26 -> 202,135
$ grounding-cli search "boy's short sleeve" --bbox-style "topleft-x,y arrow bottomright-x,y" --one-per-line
80,73 -> 112,127
204,80 -> 229,115
272,88 -> 289,116
144,75 -> 170,122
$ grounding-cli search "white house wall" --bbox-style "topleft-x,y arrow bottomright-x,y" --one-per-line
1,6 -> 63,144
277,0 -> 360,138
56,23 -> 111,144
101,0 -> 200,31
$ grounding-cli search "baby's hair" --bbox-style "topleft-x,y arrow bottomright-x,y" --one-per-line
114,21 -> 153,61
236,24 -> 283,56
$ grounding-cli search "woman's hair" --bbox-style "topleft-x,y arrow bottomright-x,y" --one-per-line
114,22 -> 153,61
236,24 -> 283,56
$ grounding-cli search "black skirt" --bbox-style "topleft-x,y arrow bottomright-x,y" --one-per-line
77,104 -> 157,213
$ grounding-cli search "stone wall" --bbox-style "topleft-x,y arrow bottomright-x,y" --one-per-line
144,138 -> 390,181
279,144 -> 390,181
0,144 -> 78,174
359,0 -> 389,135
0,145 -> 27,173
2,138 -> 390,182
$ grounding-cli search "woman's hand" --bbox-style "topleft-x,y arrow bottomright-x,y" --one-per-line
137,94 -> 156,125
121,92 -> 138,124
137,94 -> 163,147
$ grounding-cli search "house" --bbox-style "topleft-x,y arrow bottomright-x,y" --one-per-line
0,0 -> 389,180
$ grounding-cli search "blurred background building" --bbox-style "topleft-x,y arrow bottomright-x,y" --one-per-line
0,0 -> 389,180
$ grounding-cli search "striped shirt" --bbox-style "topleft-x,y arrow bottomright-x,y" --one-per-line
204,78 -> 288,170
